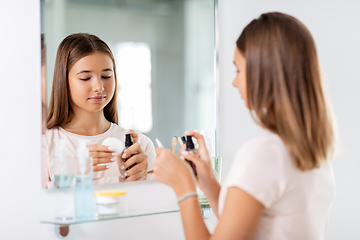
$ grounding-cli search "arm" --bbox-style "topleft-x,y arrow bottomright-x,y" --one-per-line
211,187 -> 263,240
179,187 -> 264,240
155,148 -> 264,240
200,178 -> 221,218
180,131 -> 221,217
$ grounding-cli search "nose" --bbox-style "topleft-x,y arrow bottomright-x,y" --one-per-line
232,78 -> 237,88
93,77 -> 104,93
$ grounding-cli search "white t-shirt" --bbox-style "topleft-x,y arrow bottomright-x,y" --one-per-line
42,123 -> 156,188
218,133 -> 335,240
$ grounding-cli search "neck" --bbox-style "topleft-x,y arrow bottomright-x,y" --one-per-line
63,109 -> 111,136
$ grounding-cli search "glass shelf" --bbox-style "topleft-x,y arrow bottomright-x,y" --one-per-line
41,203 -> 212,225
41,204 -> 211,237
41,209 -> 179,226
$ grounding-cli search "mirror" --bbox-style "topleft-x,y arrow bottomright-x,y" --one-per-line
41,0 -> 216,189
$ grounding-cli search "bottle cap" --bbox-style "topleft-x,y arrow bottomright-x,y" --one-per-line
186,135 -> 195,150
125,134 -> 133,148
95,190 -> 126,197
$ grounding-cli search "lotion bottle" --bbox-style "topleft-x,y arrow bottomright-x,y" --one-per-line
123,133 -> 134,179
185,135 -> 198,177
74,140 -> 94,220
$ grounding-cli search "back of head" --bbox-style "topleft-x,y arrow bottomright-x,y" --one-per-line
237,12 -> 335,171
47,33 -> 118,128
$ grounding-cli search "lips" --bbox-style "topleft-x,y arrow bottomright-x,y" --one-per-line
89,96 -> 105,102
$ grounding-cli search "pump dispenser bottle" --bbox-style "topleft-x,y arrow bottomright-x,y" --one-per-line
74,140 -> 94,220
53,139 -> 72,188
185,135 -> 198,177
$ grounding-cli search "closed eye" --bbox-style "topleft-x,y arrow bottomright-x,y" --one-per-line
102,76 -> 111,79
80,78 -> 91,81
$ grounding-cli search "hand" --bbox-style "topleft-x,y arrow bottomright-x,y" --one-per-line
87,144 -> 116,172
116,130 -> 148,182
154,147 -> 196,198
179,131 -> 217,192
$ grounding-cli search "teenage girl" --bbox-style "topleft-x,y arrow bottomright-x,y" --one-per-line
154,12 -> 336,240
42,33 -> 155,188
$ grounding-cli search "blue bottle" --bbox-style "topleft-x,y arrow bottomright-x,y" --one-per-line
74,140 -> 94,220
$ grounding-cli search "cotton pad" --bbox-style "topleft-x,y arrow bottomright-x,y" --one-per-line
102,137 -> 124,154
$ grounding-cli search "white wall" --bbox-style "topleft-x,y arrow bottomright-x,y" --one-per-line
219,0 -> 360,239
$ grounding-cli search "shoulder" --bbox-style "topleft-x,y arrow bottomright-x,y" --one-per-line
136,132 -> 154,148
224,133 -> 288,208
42,127 -> 63,152
108,123 -> 126,135
235,133 -> 285,163
43,127 -> 61,141
109,124 -> 154,147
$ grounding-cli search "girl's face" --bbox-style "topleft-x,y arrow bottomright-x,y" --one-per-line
232,47 -> 248,108
68,51 -> 115,114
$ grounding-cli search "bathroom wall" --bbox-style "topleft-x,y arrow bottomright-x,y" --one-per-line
218,0 -> 360,239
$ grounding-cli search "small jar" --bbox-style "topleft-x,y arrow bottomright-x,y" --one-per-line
94,190 -> 126,216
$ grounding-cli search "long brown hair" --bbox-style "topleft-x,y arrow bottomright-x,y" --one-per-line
47,33 -> 118,129
237,12 -> 336,171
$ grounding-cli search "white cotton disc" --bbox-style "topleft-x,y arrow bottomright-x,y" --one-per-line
102,137 -> 124,154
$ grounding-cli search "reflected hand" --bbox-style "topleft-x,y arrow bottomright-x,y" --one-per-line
116,130 -> 148,182
154,147 -> 196,197
179,131 -> 217,192
87,144 -> 116,172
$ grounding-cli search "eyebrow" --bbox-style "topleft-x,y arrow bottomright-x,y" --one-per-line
76,69 -> 113,75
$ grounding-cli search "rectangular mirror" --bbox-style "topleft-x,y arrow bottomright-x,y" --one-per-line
41,0 -> 217,189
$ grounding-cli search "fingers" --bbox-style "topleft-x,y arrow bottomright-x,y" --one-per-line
116,149 -> 125,165
122,152 -> 148,169
125,160 -> 148,178
178,144 -> 186,156
122,142 -> 143,159
93,156 -> 116,165
126,129 -> 139,143
156,147 -> 176,161
93,164 -> 110,172
87,144 -> 114,152
88,145 -> 118,166
91,149 -> 118,165
180,151 -> 204,167
91,151 -> 117,159
125,172 -> 146,182
184,130 -> 207,151
123,159 -> 148,182
155,146 -> 164,156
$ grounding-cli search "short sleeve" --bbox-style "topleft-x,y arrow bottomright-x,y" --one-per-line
225,139 -> 286,208
42,133 -> 52,189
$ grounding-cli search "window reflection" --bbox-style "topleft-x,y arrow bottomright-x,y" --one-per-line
115,43 -> 153,133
